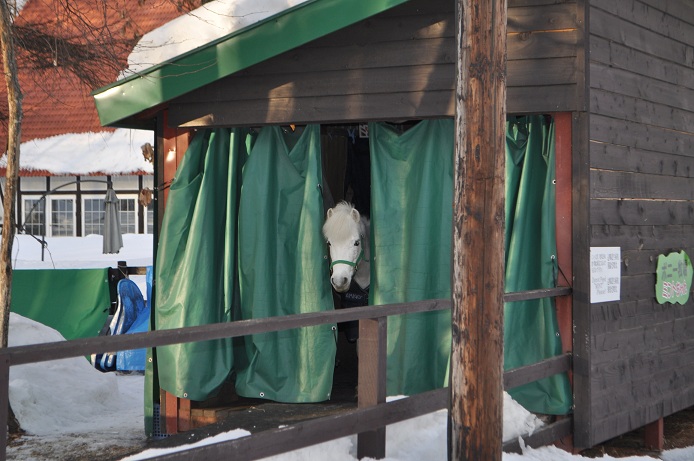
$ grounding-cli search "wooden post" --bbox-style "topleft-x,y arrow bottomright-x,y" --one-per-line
154,111 -> 193,437
450,1 -> 507,460
644,418 -> 664,451
554,112 -> 574,359
357,317 -> 387,459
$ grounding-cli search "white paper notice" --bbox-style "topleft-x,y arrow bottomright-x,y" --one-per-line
590,247 -> 621,303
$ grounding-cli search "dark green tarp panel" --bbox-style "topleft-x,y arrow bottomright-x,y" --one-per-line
11,268 -> 111,340
234,125 -> 336,403
505,115 -> 572,415
156,125 -> 334,403
369,120 -> 454,396
156,129 -> 247,401
154,118 -> 571,412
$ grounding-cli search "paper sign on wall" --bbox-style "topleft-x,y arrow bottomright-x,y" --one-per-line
655,251 -> 692,305
590,247 -> 621,303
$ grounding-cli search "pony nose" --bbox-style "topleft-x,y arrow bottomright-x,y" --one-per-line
331,276 -> 349,292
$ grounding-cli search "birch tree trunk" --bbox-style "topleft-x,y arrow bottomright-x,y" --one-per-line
0,0 -> 23,434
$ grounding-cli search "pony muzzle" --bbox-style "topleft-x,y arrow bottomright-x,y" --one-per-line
330,260 -> 356,292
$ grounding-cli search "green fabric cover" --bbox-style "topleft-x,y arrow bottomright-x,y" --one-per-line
11,268 -> 110,340
369,120 -> 454,396
156,125 -> 334,403
156,129 -> 247,401
505,115 -> 572,415
234,125 -> 336,403
153,118 -> 571,413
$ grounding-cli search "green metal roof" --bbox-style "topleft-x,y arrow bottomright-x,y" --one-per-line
93,0 -> 411,127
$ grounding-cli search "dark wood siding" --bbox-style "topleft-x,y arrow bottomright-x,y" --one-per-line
585,0 -> 694,448
167,0 -> 582,128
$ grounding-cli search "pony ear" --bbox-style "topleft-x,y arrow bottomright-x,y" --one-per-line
327,208 -> 334,219
350,208 -> 360,223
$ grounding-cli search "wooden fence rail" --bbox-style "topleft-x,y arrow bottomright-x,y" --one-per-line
0,292 -> 572,460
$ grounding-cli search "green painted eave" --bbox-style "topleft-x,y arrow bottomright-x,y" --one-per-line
93,0 -> 411,128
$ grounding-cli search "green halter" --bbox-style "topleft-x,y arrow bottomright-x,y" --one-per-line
330,247 -> 365,270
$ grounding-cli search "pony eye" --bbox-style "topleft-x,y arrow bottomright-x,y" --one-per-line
354,240 -> 360,246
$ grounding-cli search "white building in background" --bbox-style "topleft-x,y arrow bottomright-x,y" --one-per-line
0,129 -> 155,238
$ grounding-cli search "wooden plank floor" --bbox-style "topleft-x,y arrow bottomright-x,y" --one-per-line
152,333 -> 359,449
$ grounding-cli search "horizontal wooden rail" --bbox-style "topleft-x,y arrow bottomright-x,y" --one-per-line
148,388 -> 449,461
1,299 -> 451,366
503,286 -> 572,303
0,288 -> 574,460
133,347 -> 570,461
122,266 -> 149,276
503,354 -> 572,390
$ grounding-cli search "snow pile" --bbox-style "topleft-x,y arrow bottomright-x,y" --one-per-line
8,314 -> 144,437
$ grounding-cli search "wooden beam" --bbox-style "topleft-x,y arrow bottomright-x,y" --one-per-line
503,286 -> 571,303
155,110 -> 193,437
164,390 -> 179,435
147,388 -> 449,461
643,417 -> 664,451
178,397 -> 192,433
554,112 -> 574,358
503,354 -> 572,390
450,0 -> 507,460
357,317 -> 387,459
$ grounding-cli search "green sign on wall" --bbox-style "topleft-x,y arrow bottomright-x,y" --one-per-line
655,251 -> 692,305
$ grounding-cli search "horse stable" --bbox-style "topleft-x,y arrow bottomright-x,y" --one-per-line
92,0 -> 694,454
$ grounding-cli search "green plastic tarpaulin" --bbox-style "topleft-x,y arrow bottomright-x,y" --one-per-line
11,268 -> 111,340
234,125 -> 336,402
155,129 -> 245,401
156,126 -> 335,403
154,118 -> 571,414
505,115 -> 572,415
369,120 -> 454,396
369,117 -> 571,414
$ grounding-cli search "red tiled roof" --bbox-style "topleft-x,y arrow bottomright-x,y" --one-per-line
0,0 -> 201,149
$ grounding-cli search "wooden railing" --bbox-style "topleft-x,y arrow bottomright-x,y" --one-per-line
0,290 -> 572,460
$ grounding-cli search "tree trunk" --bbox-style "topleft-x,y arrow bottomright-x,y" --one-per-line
449,0 -> 507,460
0,0 -> 24,435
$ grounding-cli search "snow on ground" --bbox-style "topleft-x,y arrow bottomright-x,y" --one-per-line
4,234 -> 694,460
12,234 -> 153,270
7,234 -> 152,461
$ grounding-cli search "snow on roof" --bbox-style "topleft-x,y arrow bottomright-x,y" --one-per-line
124,0 -> 310,75
1,129 -> 154,176
40,1 -> 309,175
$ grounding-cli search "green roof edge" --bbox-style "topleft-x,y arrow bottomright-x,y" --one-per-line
93,0 -> 410,127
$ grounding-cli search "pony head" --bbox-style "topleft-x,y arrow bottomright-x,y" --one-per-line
322,202 -> 366,293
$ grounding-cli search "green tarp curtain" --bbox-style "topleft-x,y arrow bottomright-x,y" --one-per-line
11,268 -> 111,341
156,129 -> 244,401
155,118 -> 570,413
156,125 -> 334,403
505,115 -> 572,415
234,125 -> 336,403
369,120 -> 454,396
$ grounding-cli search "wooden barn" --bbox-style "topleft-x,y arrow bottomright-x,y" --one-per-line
92,0 -> 694,452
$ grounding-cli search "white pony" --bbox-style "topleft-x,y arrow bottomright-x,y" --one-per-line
322,202 -> 371,293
